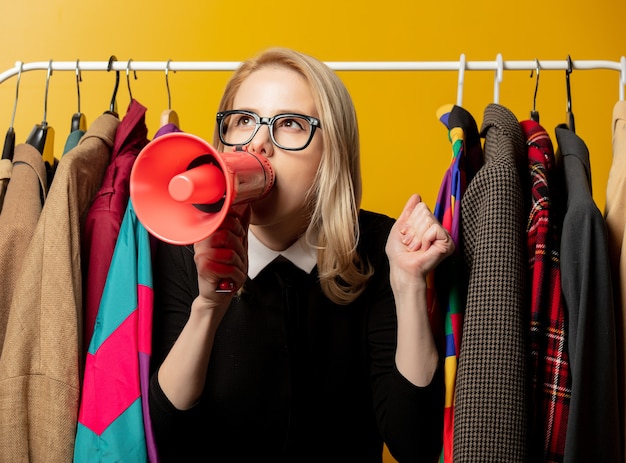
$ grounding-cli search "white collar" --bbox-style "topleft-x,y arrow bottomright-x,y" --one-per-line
247,229 -> 317,279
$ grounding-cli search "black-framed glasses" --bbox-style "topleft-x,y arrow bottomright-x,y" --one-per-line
216,110 -> 322,151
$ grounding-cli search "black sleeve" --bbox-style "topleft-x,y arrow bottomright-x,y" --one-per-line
360,210 -> 444,462
150,241 -> 198,368
149,240 -> 202,461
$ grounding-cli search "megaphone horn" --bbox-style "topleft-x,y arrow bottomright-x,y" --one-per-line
130,132 -> 274,246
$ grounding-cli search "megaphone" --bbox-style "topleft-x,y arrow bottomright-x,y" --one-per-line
130,132 -> 274,246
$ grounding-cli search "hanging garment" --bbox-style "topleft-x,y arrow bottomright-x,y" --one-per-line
0,158 -> 11,212
433,103 -> 483,463
75,123 -> 180,463
555,123 -> 622,463
0,98 -> 18,211
454,103 -> 529,463
158,121 -> 181,134
82,99 -> 149,356
0,144 -> 47,350
604,99 -> 626,463
74,200 -> 155,463
63,127 -> 86,156
0,113 -> 118,463
521,119 -> 570,463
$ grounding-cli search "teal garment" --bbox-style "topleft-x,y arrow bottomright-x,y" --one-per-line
73,199 -> 154,463
63,129 -> 85,156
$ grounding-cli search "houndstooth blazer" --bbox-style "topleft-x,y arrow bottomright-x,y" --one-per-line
454,104 -> 529,463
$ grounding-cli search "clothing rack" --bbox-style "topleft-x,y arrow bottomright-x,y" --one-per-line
1,55 -> 625,100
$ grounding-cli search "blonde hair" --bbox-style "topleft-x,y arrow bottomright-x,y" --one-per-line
214,47 -> 373,305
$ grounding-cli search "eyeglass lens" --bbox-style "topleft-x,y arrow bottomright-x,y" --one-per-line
220,112 -> 314,150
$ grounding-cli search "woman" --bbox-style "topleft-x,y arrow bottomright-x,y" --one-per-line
149,47 -> 453,462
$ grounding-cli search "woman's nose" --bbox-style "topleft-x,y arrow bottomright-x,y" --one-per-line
247,124 -> 273,156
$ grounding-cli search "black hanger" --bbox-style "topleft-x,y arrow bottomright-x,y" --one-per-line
160,59 -> 180,127
126,58 -> 137,102
71,59 -> 86,132
106,55 -> 120,117
530,59 -> 540,122
565,55 -> 575,133
26,59 -> 55,164
1,62 -> 22,161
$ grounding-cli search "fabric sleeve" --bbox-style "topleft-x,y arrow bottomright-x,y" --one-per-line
148,240 -> 201,460
361,211 -> 445,462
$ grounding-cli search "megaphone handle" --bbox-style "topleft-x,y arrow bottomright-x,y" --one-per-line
214,201 -> 250,294
216,279 -> 236,293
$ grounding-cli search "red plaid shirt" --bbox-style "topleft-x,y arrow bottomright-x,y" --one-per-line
521,120 -> 571,463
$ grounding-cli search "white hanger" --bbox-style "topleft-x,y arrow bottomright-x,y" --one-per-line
457,53 -> 466,107
494,53 -> 503,104
619,56 -> 626,101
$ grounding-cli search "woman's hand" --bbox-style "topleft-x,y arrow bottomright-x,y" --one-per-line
158,207 -> 250,410
386,194 -> 454,291
193,205 -> 250,307
386,194 -> 454,386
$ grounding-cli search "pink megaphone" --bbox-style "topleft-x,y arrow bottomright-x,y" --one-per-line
130,132 -> 274,246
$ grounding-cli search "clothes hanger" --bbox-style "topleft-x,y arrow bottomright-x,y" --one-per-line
1,61 -> 22,161
493,53 -> 503,104
105,55 -> 120,117
26,59 -> 55,166
70,59 -> 87,132
530,59 -> 541,122
565,55 -> 575,133
126,58 -> 137,102
160,59 -> 180,127
619,56 -> 626,101
456,53 -> 465,107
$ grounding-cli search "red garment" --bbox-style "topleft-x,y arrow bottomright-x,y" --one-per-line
521,119 -> 571,463
82,100 -> 149,353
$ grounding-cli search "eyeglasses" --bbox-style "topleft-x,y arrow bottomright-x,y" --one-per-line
216,110 -> 322,151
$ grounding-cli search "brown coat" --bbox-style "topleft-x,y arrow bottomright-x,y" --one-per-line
605,100 -> 626,462
0,113 -> 119,463
0,158 -> 13,213
0,144 -> 48,349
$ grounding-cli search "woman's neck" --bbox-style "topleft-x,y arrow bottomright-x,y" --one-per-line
249,222 -> 304,252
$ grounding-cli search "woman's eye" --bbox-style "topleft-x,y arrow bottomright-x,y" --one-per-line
232,115 -> 252,127
278,118 -> 304,130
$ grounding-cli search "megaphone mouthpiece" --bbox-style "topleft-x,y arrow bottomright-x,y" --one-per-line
168,163 -> 226,204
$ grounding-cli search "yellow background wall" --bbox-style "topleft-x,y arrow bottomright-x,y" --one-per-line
0,0 -> 623,461
1,0 -> 624,217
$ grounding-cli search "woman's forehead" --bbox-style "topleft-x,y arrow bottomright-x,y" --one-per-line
233,68 -> 317,117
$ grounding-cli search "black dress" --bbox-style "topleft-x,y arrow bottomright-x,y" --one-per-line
149,210 -> 444,463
